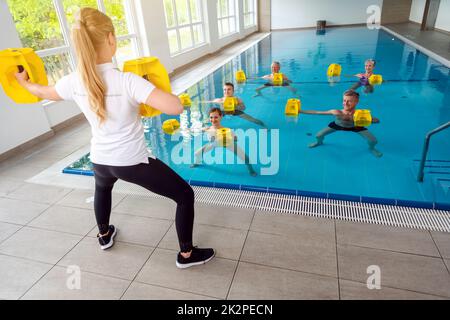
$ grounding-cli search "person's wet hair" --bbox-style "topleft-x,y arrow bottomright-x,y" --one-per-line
343,90 -> 360,99
209,107 -> 223,116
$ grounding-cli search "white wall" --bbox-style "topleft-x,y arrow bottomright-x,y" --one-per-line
271,0 -> 384,29
0,1 -> 52,155
409,0 -> 425,23
0,0 -> 259,156
435,0 -> 450,31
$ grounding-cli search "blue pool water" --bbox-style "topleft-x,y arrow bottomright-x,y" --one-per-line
64,27 -> 450,208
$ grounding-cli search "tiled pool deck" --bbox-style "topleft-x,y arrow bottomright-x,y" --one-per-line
0,30 -> 449,300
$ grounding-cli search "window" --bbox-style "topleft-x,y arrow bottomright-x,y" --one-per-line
163,0 -> 205,56
217,0 -> 237,38
243,0 -> 256,28
7,0 -> 142,85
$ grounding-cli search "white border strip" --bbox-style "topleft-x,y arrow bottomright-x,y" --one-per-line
381,26 -> 450,68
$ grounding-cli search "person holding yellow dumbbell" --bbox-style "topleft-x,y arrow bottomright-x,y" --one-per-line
201,82 -> 266,128
349,58 -> 377,94
300,90 -> 382,158
191,107 -> 257,176
253,61 -> 298,97
15,7 -> 215,269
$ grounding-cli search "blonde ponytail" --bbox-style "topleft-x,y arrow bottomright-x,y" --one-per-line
72,8 -> 115,123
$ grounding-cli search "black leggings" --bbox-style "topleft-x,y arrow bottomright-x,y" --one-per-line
92,158 -> 194,252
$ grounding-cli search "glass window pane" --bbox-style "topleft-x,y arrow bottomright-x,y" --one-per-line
115,38 -> 137,70
229,17 -> 235,33
41,52 -> 74,85
243,0 -> 248,13
190,0 -> 201,23
7,0 -> 65,51
168,29 -> 179,54
63,0 -> 98,28
179,26 -> 193,49
218,0 -> 226,18
175,0 -> 189,26
228,0 -> 235,17
163,0 -> 176,28
218,20 -> 223,37
104,0 -> 129,36
192,24 -> 204,44
222,19 -> 229,35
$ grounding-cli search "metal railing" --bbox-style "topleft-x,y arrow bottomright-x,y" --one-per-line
417,121 -> 450,182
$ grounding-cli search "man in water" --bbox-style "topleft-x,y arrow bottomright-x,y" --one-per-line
202,82 -> 266,127
300,90 -> 382,158
253,61 -> 298,97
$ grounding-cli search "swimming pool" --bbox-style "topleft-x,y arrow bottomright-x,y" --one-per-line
64,26 -> 450,209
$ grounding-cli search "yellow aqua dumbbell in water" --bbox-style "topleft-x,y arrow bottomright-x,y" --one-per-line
179,93 -> 192,107
368,74 -> 383,85
162,119 -> 180,135
0,48 -> 48,103
223,97 -> 238,114
216,128 -> 233,147
123,57 -> 171,117
272,73 -> 283,86
235,70 -> 246,83
353,110 -> 372,127
285,98 -> 301,116
327,63 -> 342,77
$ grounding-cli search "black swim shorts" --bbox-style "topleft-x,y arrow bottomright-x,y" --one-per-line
328,121 -> 367,132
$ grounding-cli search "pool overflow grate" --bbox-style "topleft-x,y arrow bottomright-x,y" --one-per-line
125,185 -> 450,232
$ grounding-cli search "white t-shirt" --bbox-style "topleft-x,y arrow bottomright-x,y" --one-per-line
55,63 -> 156,166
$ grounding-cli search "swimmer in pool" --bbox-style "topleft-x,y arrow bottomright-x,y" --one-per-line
253,61 -> 298,97
300,90 -> 382,158
201,82 -> 266,127
349,59 -> 376,94
190,107 -> 257,176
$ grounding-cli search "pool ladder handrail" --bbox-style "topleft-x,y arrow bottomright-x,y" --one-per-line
417,121 -> 450,182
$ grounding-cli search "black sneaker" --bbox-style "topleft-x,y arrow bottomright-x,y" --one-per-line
176,246 -> 215,269
97,225 -> 117,250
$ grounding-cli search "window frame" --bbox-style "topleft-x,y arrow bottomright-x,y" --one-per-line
9,0 -> 143,93
164,0 -> 207,56
243,0 -> 257,29
217,0 -> 238,39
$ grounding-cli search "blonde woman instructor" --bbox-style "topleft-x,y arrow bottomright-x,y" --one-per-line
15,8 -> 214,269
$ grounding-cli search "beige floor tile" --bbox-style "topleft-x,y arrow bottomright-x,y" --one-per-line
0,222 -> 22,243
122,282 -> 217,300
158,223 -> 247,260
431,231 -> 450,259
136,248 -> 236,299
0,178 -> 25,196
6,183 -> 72,205
340,279 -> 448,300
336,220 -> 440,257
113,195 -> 176,220
338,244 -> 450,298
87,214 -> 173,247
252,210 -> 335,240
21,266 -> 130,300
58,237 -> 154,280
57,189 -> 126,211
0,197 -> 49,225
0,227 -> 81,264
28,205 -> 96,236
194,203 -> 254,230
0,164 -> 49,180
0,254 -> 53,300
228,262 -> 339,300
241,231 -> 337,277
